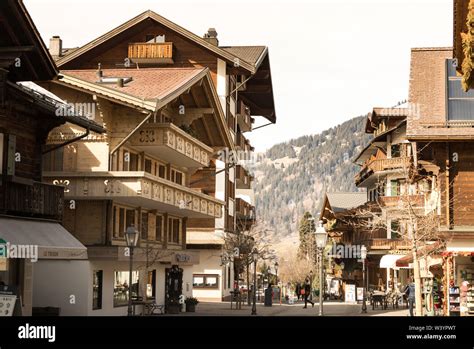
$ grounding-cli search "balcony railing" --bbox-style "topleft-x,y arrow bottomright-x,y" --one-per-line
236,165 -> 253,189
236,132 -> 254,152
378,194 -> 425,209
129,123 -> 213,169
44,172 -> 223,219
355,157 -> 411,185
237,100 -> 253,132
0,180 -> 64,220
236,198 -> 255,218
367,238 -> 411,250
128,42 -> 173,64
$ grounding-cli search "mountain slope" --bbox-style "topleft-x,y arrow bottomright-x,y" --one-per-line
253,115 -> 371,237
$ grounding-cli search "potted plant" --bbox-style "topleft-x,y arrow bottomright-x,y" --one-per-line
185,297 -> 199,312
166,299 -> 181,314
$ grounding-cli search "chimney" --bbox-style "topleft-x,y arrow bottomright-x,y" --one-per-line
203,28 -> 218,46
49,36 -> 62,58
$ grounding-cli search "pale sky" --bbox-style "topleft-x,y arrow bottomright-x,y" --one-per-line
25,0 -> 453,151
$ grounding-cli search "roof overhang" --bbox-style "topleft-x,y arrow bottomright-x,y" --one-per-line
0,0 -> 57,81
56,10 -> 255,74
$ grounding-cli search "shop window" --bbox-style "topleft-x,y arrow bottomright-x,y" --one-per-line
193,274 -> 219,289
113,271 -> 139,307
92,270 -> 103,310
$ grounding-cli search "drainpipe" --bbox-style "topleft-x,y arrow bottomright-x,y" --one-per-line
42,128 -> 90,154
108,112 -> 154,170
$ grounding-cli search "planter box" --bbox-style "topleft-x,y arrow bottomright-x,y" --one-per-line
166,304 -> 181,314
186,303 -> 196,312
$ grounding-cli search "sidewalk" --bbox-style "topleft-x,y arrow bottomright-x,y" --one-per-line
173,300 -> 410,317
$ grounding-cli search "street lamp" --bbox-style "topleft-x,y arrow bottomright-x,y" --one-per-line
251,248 -> 258,315
361,245 -> 368,314
274,262 -> 280,305
314,221 -> 328,316
125,225 -> 139,316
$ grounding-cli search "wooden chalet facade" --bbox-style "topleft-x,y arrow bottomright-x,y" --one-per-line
39,10 -> 275,309
0,0 -> 104,316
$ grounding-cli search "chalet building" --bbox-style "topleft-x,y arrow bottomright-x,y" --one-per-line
346,46 -> 474,315
0,0 -> 104,316
405,47 -> 474,316
40,10 -> 276,311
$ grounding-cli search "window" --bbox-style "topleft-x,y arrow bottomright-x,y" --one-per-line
144,159 -> 152,174
390,220 -> 401,239
171,169 -> 184,185
147,270 -> 156,299
155,215 -> 163,242
227,179 -> 235,199
113,271 -> 139,307
122,150 -> 139,171
158,164 -> 166,179
390,180 -> 400,196
113,206 -> 136,238
168,217 -> 181,244
193,274 -> 219,289
92,270 -> 103,310
391,144 -> 401,158
141,212 -> 148,240
447,59 -> 474,121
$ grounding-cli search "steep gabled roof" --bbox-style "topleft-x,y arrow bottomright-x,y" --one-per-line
56,67 -> 234,149
326,192 -> 367,213
0,0 -> 57,81
221,46 -> 268,69
56,10 -> 256,74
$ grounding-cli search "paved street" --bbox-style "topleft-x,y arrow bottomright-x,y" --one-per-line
173,300 -> 410,317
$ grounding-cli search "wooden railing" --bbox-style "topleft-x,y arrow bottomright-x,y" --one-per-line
0,181 -> 64,220
236,165 -> 252,189
379,194 -> 425,208
235,198 -> 255,219
355,157 -> 411,184
368,238 -> 411,250
128,43 -> 173,62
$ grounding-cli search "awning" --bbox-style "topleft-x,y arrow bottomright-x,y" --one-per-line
379,254 -> 404,269
0,217 -> 87,260
396,242 -> 442,268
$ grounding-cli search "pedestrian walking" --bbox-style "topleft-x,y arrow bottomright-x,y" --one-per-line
303,278 -> 314,308
295,283 -> 301,301
403,277 -> 416,316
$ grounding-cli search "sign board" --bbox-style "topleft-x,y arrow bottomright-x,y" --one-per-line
356,287 -> 364,301
0,295 -> 16,316
345,284 -> 356,303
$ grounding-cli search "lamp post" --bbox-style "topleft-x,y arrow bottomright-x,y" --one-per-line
125,225 -> 139,316
314,221 -> 328,316
361,245 -> 367,314
251,248 -> 258,315
275,262 -> 280,305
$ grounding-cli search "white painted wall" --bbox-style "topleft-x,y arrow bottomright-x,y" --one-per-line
191,249 -> 224,302
33,260 -> 89,316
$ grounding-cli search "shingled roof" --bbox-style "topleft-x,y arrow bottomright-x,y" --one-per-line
221,46 -> 267,69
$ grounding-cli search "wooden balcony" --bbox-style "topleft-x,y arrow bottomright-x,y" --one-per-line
236,165 -> 253,189
237,100 -> 253,132
0,180 -> 63,220
236,132 -> 254,152
129,123 -> 213,169
378,194 -> 425,209
43,172 -> 223,219
355,157 -> 411,186
235,198 -> 255,230
128,42 -> 173,64
368,238 -> 411,250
